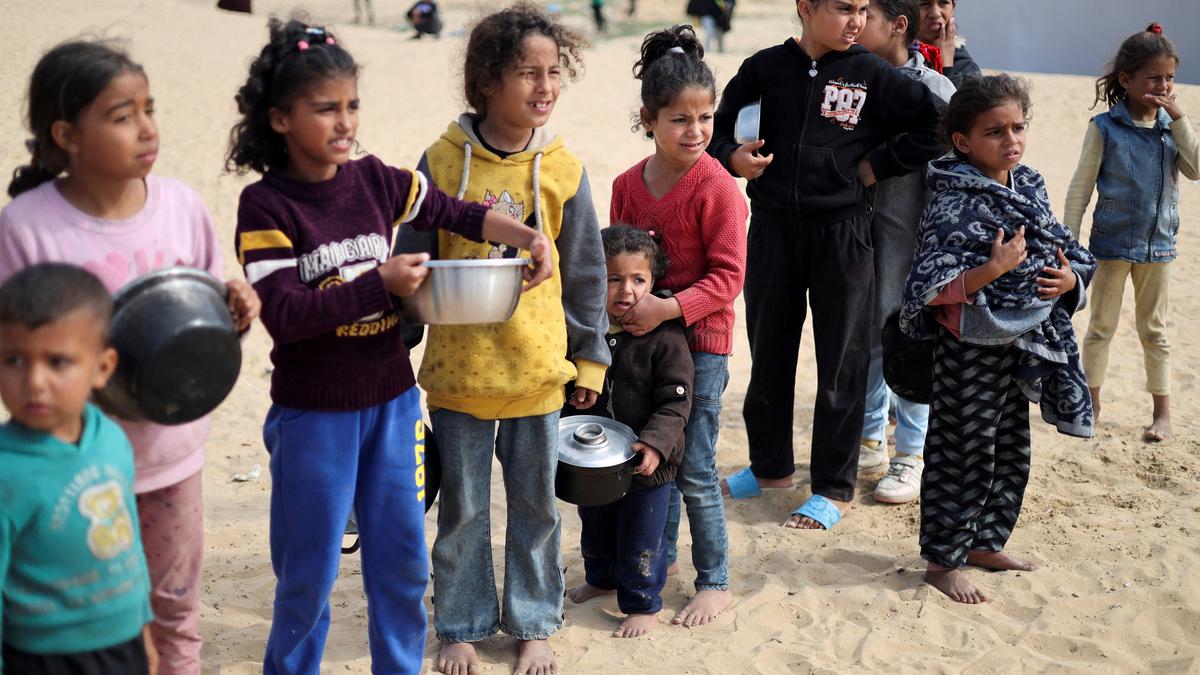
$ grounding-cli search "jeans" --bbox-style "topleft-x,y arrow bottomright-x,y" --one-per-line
863,343 -> 929,456
699,14 -> 725,53
430,409 -> 563,642
663,352 -> 730,591
262,388 -> 428,675
578,482 -> 671,614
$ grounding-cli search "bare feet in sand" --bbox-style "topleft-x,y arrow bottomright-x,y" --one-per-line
436,642 -> 481,675
565,583 -> 614,604
613,612 -> 658,638
672,588 -> 732,627
666,562 -> 679,577
924,564 -> 987,604
1145,395 -> 1172,442
966,550 -> 1035,571
784,498 -> 851,530
719,474 -> 793,497
514,639 -> 557,675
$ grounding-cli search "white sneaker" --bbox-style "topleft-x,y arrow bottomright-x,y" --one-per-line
873,456 -> 923,504
858,442 -> 887,473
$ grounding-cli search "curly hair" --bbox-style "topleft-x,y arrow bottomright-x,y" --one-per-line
225,18 -> 358,175
463,2 -> 586,117
9,40 -> 144,198
602,225 -> 669,281
632,25 -> 716,138
1093,24 -> 1179,110
942,74 -> 1032,157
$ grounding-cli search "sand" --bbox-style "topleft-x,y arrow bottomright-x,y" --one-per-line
4,0 -> 1200,672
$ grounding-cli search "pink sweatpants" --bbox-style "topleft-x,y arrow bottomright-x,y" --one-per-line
137,470 -> 204,675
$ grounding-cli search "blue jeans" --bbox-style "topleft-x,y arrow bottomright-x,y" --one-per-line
663,352 -> 730,591
864,343 -> 929,456
578,482 -> 671,615
430,409 -> 562,642
263,388 -> 428,675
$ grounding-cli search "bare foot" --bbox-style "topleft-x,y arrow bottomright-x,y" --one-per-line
924,565 -> 987,604
613,612 -> 658,638
1090,386 -> 1101,425
565,583 -> 614,604
436,642 -> 481,675
666,562 -> 680,577
514,639 -> 557,675
966,550 -> 1035,571
672,588 -> 732,627
1144,410 -> 1172,442
784,498 -> 850,530
719,474 -> 793,497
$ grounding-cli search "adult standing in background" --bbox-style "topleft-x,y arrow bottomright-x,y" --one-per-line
217,0 -> 251,13
687,0 -> 735,54
916,0 -> 981,86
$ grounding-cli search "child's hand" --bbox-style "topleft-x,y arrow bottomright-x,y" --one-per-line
379,253 -> 431,297
729,139 -> 774,180
1144,91 -> 1183,120
225,278 -> 261,332
988,225 -> 1027,274
522,231 -> 554,292
569,386 -> 599,409
618,294 -> 681,336
1037,247 -> 1077,299
934,17 -> 958,71
857,159 -> 877,188
632,441 -> 662,476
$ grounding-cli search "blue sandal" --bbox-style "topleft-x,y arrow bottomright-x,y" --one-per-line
789,494 -> 845,530
724,467 -> 763,499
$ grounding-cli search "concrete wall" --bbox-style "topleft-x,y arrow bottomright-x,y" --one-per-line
955,0 -> 1200,85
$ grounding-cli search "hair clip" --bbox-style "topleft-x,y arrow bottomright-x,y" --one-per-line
298,26 -> 336,51
668,46 -> 685,55
647,229 -> 657,237
1148,23 -> 1163,34
297,40 -> 310,50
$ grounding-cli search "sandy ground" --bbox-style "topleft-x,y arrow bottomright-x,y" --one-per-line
5,0 -> 1200,672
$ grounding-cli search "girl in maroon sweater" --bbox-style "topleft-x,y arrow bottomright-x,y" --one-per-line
609,25 -> 747,628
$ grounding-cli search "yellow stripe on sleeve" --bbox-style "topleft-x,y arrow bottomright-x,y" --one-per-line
238,230 -> 294,264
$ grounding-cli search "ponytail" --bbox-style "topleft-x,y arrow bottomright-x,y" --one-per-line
1092,23 -> 1180,110
632,25 -> 716,137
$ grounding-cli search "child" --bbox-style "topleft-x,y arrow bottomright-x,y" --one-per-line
1064,24 -> 1198,443
608,25 -> 745,626
899,74 -> 1096,603
564,226 -> 693,638
855,0 -> 954,504
0,264 -> 151,674
405,0 -> 443,39
686,0 -> 735,54
226,19 -> 551,673
0,39 -> 259,674
915,0 -> 980,87
394,4 -> 608,673
710,0 -> 943,530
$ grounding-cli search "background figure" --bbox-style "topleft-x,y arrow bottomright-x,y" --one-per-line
353,0 -> 375,25
592,0 -> 606,33
406,0 -> 443,39
686,0 -> 734,54
216,0 -> 251,13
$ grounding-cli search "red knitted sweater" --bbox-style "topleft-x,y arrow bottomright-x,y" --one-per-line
610,153 -> 748,355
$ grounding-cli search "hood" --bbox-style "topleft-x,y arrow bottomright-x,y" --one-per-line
926,156 -> 1019,194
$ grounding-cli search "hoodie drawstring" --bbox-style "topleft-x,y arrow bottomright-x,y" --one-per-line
456,141 -> 545,235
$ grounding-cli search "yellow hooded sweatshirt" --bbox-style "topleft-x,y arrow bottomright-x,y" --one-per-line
397,115 -> 610,419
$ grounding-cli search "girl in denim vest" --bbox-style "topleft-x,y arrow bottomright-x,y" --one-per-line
1064,24 -> 1199,442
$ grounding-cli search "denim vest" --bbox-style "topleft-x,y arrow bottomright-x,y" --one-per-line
1089,101 -> 1181,262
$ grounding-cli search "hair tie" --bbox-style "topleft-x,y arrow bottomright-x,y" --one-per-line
297,26 -> 336,52
647,229 -> 657,237
668,46 -> 685,55
297,40 -> 310,50
1148,23 -> 1163,34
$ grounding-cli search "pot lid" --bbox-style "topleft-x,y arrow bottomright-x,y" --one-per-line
558,415 -> 638,468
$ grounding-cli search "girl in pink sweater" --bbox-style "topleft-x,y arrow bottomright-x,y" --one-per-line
609,25 -> 747,628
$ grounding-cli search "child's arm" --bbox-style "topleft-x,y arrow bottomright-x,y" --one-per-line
558,169 -> 611,397
1170,116 -> 1200,181
710,57 -> 774,179
864,66 -> 946,184
960,226 -> 1027,296
0,210 -> 33,286
1063,122 -> 1104,239
632,327 -> 694,477
187,192 -> 261,333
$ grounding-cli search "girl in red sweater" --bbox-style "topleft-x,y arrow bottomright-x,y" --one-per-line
609,24 -> 747,628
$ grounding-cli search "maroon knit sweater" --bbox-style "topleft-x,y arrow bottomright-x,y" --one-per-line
610,153 -> 748,355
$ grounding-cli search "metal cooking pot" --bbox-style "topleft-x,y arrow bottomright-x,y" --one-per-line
398,258 -> 526,325
94,268 -> 242,425
556,415 -> 640,507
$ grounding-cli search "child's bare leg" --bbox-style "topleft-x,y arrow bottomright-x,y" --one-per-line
436,642 -> 480,675
565,583 -> 614,604
1144,394 -> 1172,442
1089,386 -> 1101,423
924,563 -> 987,604
672,588 -> 732,627
966,550 -> 1035,571
666,562 -> 679,576
514,639 -> 557,675
613,612 -> 658,638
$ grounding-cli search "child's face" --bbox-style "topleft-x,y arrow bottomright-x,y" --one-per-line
483,35 -> 561,132
916,0 -> 955,43
797,0 -> 869,53
1120,56 -> 1177,113
54,70 -> 158,181
270,75 -> 359,182
642,87 -> 715,169
0,311 -> 116,444
857,3 -> 902,55
606,252 -> 653,323
952,101 -> 1027,185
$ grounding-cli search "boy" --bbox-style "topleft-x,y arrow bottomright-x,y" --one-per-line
0,263 -> 152,673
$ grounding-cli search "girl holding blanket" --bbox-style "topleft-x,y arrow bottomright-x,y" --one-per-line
899,74 -> 1096,604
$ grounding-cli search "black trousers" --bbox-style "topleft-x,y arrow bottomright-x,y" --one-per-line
920,329 -> 1031,568
3,634 -> 148,675
742,210 -> 875,502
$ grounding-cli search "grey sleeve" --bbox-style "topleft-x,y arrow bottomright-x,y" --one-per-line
558,168 -> 612,367
392,153 -> 441,260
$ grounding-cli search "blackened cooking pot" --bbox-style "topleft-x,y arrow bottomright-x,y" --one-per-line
556,416 -> 640,507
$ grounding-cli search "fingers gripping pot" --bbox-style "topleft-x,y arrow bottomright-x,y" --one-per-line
94,268 -> 242,425
556,416 -> 641,506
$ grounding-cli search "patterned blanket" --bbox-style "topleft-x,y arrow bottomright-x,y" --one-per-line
900,158 -> 1097,437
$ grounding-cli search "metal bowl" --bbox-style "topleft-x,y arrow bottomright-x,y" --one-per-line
398,258 -> 526,325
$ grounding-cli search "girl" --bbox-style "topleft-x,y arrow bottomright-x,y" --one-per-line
1064,24 -> 1198,443
564,226 -> 694,639
394,4 -> 608,674
899,74 -> 1096,603
710,0 -> 943,530
226,19 -> 551,674
608,25 -> 744,627
0,40 -> 260,674
915,0 -> 980,86
855,0 -> 954,505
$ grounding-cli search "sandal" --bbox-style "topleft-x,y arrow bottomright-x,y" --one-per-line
722,467 -> 794,499
788,494 -> 845,530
